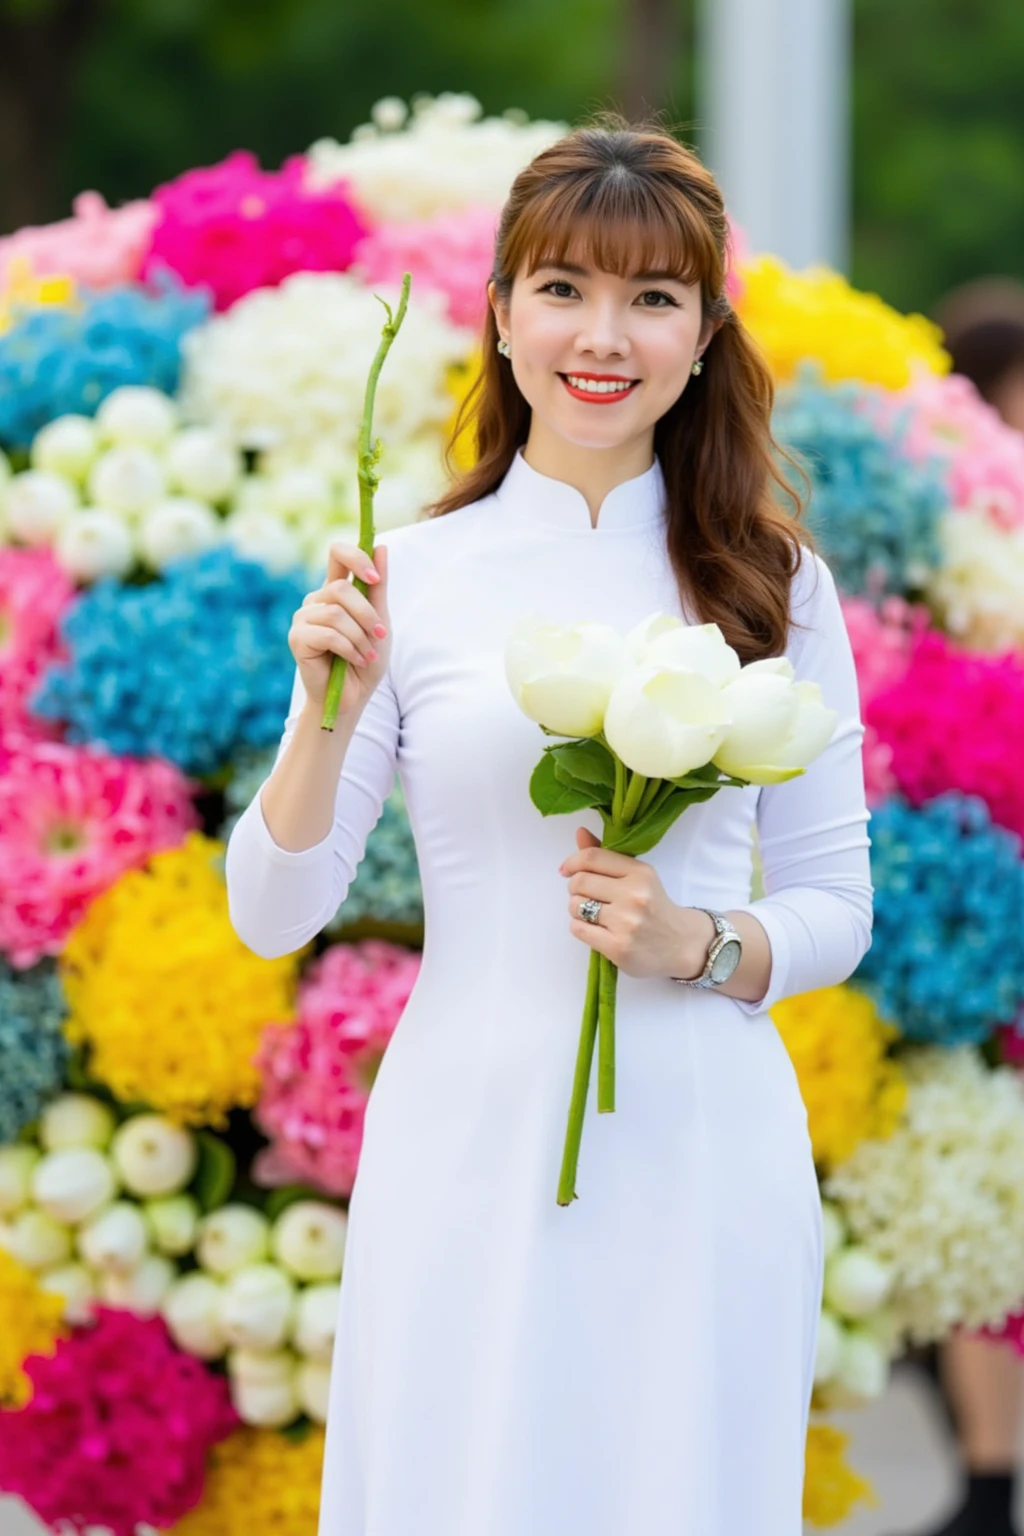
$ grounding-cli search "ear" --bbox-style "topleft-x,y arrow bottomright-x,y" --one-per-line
487,280 -> 509,340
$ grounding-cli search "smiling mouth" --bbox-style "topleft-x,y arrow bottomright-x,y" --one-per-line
558,373 -> 641,402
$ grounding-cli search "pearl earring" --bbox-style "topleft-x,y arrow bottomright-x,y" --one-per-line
691,358 -> 704,376
497,338 -> 511,358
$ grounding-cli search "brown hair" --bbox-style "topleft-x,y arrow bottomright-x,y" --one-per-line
424,110 -> 814,663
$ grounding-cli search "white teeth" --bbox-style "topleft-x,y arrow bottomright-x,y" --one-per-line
565,376 -> 635,394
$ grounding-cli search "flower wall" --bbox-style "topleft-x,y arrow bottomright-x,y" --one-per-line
2,89 -> 1024,1533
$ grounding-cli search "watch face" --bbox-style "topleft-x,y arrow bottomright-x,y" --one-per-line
710,937 -> 741,983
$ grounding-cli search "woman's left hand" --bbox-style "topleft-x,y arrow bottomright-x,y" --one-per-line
559,826 -> 711,978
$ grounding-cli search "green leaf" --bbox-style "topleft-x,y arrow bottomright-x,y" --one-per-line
551,738 -> 617,792
529,752 -> 602,816
191,1132 -> 236,1212
599,785 -> 720,856
262,1182 -> 332,1221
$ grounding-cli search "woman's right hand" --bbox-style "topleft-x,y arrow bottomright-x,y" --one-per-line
288,540 -> 391,715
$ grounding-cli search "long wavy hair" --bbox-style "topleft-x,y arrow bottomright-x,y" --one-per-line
424,111 -> 814,662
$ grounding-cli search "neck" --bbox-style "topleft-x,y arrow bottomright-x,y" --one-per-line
521,425 -> 657,529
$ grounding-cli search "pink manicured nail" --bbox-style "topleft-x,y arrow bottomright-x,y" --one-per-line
373,623 -> 388,638
366,648 -> 378,661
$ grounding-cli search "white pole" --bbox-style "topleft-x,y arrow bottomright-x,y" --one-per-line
697,0 -> 850,273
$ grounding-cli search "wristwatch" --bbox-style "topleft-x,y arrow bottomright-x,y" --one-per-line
670,908 -> 743,989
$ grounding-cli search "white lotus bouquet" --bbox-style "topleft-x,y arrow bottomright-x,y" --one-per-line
505,612 -> 839,1205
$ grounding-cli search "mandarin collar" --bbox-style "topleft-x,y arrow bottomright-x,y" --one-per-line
494,448 -> 667,533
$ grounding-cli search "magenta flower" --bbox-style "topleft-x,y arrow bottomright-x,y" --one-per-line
253,938 -> 420,1197
840,594 -> 930,804
0,1306 -> 237,1535
0,737 -> 199,968
353,204 -> 498,330
142,149 -> 372,311
0,546 -> 75,745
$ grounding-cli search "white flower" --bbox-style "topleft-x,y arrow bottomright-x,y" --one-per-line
138,497 -> 221,570
230,1359 -> 299,1426
196,1205 -> 270,1276
0,1208 -> 73,1268
40,1093 -> 117,1152
834,1328 -> 889,1402
143,1194 -> 201,1256
4,470 -> 78,543
219,1262 -> 297,1351
295,1357 -> 331,1422
0,1145 -> 41,1215
98,1253 -> 176,1317
37,1261 -> 98,1325
813,1310 -> 844,1384
110,1114 -> 198,1198
162,1272 -> 228,1359
31,1147 -> 117,1225
603,664 -> 733,779
95,385 -> 178,448
165,427 -> 242,502
31,415 -> 100,482
222,507 -> 302,574
641,621 -> 742,687
87,445 -> 168,516
712,662 -> 836,784
824,1246 -> 893,1320
271,1201 -> 347,1282
291,1282 -> 340,1359
928,508 -> 1024,652
820,1199 -> 847,1263
55,508 -> 135,581
76,1200 -> 149,1273
505,616 -> 629,738
261,465 -> 335,524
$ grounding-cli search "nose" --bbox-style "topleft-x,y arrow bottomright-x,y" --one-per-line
573,299 -> 631,360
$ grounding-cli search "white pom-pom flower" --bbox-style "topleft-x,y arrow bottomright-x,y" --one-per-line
5,470 -> 78,543
110,1113 -> 198,1198
219,1262 -> 297,1351
95,385 -> 178,448
31,415 -> 100,482
162,1271 -> 228,1359
37,1261 -> 98,1326
291,1282 -> 340,1359
143,1193 -> 201,1256
87,444 -> 168,516
165,427 -> 242,502
138,496 -> 221,570
76,1200 -> 149,1273
55,508 -> 134,581
31,1147 -> 117,1225
40,1093 -> 117,1152
0,1208 -> 73,1269
271,1201 -> 347,1282
0,1145 -> 41,1215
295,1357 -> 331,1422
196,1204 -> 270,1277
98,1253 -> 176,1317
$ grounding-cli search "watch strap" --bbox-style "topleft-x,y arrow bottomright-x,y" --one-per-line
670,907 -> 741,988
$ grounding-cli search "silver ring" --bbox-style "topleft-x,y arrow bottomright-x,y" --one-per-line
578,897 -> 602,924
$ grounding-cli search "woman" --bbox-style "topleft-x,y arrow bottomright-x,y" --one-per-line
225,113 -> 874,1536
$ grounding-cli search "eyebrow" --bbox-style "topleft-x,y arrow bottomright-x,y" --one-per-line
534,260 -> 686,283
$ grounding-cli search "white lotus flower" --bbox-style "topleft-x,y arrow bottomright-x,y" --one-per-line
98,1253 -> 176,1316
622,612 -> 684,664
223,507 -> 302,574
165,427 -> 242,502
230,1364 -> 299,1427
219,1262 -> 297,1350
642,622 -> 742,688
4,470 -> 78,543
813,1310 -> 843,1384
110,1114 -> 198,1198
196,1205 -> 270,1276
87,444 -> 168,515
835,1327 -> 889,1401
31,1147 -> 117,1225
76,1200 -> 149,1273
143,1193 -> 201,1256
37,1261 -> 98,1325
138,496 -> 221,570
95,385 -> 178,448
295,1357 -> 331,1422
505,616 -> 629,738
162,1272 -> 228,1359
764,682 -> 839,771
0,1145 -> 41,1215
1,1208 -> 73,1268
56,508 -> 134,581
711,668 -> 802,784
820,1199 -> 847,1263
824,1246 -> 893,1320
40,1093 -> 117,1152
291,1282 -> 340,1359
32,414 -> 100,482
603,665 -> 732,779
271,1201 -> 347,1282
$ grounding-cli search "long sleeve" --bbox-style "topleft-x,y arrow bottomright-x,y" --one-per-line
225,661 -> 401,959
729,550 -> 874,1014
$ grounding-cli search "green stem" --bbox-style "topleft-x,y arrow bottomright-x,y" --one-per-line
620,770 -> 648,823
636,776 -> 664,819
321,272 -> 412,731
557,947 -> 602,1205
596,952 -> 618,1112
611,752 -> 627,822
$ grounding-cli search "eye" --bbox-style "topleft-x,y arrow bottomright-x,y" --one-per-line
637,290 -> 678,308
537,279 -> 577,298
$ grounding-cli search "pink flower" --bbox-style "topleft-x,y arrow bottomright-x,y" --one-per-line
142,150 -> 372,311
724,213 -> 749,304
253,939 -> 420,1197
840,594 -> 931,804
0,546 -> 75,745
0,1306 -> 237,1535
0,737 -> 199,968
0,191 -> 159,290
353,204 -> 498,330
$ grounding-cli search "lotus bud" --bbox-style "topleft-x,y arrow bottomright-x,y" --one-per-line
712,669 -> 802,783
219,1262 -> 297,1351
40,1093 -> 117,1152
835,1327 -> 889,1401
0,1208 -> 73,1269
292,1282 -> 340,1359
5,470 -> 78,543
763,681 -> 839,772
642,621 -> 742,688
98,1253 -> 177,1316
505,616 -> 629,737
824,1246 -> 893,1320
820,1199 -> 847,1263
603,664 -> 732,779
111,1114 -> 198,1198
143,1193 -> 201,1256
230,1364 -> 299,1427
813,1310 -> 843,1384
31,1147 -> 117,1225
0,1145 -> 41,1215
37,1261 -> 97,1325
196,1204 -> 270,1276
223,508 -> 303,575
165,427 -> 242,502
295,1357 -> 331,1422
76,1200 -> 149,1273
87,445 -> 168,515
56,508 -> 135,581
162,1272 -> 228,1359
95,385 -> 178,448
32,414 -> 100,482
622,612 -> 684,665
138,497 -> 221,569
271,1201 -> 347,1281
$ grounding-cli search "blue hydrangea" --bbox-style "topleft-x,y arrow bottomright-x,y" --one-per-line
0,959 -> 70,1142
772,366 -> 947,597
854,793 -> 1024,1045
29,546 -> 308,777
0,274 -> 211,450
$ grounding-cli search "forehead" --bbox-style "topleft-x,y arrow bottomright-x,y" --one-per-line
520,220 -> 701,287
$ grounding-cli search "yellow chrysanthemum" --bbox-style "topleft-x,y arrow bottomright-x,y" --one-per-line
0,254 -> 78,335
59,832 -> 306,1128
171,1424 -> 326,1535
735,254 -> 949,388
803,1421 -> 877,1527
772,984 -> 907,1172
0,1248 -> 67,1406
443,349 -> 482,472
